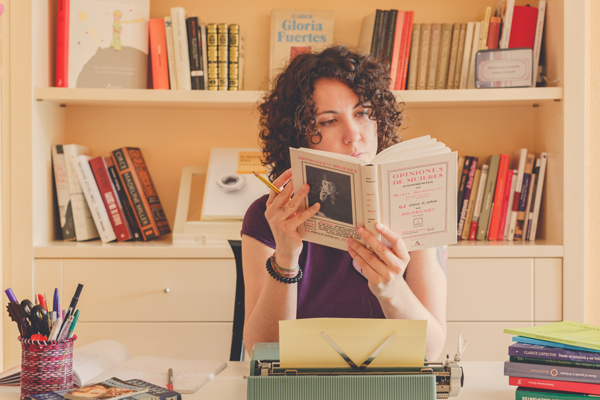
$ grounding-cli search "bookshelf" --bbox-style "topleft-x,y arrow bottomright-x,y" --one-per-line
3,0 -> 585,367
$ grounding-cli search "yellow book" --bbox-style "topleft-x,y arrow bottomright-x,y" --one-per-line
504,321 -> 600,351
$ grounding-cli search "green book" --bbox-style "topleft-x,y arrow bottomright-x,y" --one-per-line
510,356 -> 600,370
505,321 -> 600,352
516,387 -> 598,400
476,154 -> 500,240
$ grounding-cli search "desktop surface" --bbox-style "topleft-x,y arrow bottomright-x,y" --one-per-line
1,361 -> 514,399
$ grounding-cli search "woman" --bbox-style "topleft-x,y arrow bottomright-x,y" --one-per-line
241,45 -> 447,361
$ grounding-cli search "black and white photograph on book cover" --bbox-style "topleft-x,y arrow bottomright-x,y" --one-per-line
305,165 -> 354,225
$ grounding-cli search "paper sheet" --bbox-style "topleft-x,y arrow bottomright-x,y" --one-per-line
279,318 -> 427,369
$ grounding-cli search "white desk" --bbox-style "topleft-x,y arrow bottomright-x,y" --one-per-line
1,361 -> 514,399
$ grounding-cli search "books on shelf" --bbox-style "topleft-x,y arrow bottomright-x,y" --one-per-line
51,144 -> 169,243
51,145 -> 76,240
148,19 -> 170,90
270,9 -> 334,81
456,149 -> 547,242
0,340 -> 226,395
356,0 -> 547,90
290,135 -> 458,251
56,0 -> 150,89
504,322 -> 600,398
201,148 -> 269,221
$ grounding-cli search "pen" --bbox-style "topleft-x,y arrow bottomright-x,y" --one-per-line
58,315 -> 74,340
60,283 -> 83,335
53,288 -> 59,315
4,288 -> 18,303
67,310 -> 79,339
48,318 -> 62,341
167,368 -> 173,390
38,294 -> 47,312
253,171 -> 280,194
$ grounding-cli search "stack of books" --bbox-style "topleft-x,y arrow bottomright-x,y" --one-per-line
504,322 -> 600,399
55,1 -> 244,91
52,145 -> 171,243
455,149 -> 547,242
359,0 -> 546,90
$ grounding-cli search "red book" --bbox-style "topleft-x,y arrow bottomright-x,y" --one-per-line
486,16 -> 501,50
508,5 -> 538,50
487,154 -> 510,240
89,156 -> 133,241
509,376 -> 600,396
56,0 -> 70,87
497,168 -> 514,240
388,11 -> 405,90
149,19 -> 170,90
396,11 -> 415,90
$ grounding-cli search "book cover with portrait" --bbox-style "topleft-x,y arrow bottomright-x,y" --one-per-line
269,9 -> 334,81
56,0 -> 150,89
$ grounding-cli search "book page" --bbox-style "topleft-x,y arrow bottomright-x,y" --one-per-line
290,147 -> 365,250
73,340 -> 132,387
90,357 -> 227,394
378,151 -> 458,251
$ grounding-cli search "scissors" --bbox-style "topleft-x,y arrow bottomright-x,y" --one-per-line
26,303 -> 50,337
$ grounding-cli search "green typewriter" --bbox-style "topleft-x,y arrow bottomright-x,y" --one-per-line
247,332 -> 465,400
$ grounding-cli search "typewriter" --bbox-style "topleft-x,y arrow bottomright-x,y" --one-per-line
247,332 -> 466,400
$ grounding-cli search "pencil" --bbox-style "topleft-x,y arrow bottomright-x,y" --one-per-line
253,171 -> 280,194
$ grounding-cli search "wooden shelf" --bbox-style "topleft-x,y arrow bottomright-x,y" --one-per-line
34,87 -> 563,110
33,236 -> 562,259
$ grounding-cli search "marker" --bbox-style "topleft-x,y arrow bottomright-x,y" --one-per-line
53,288 -> 59,315
67,310 -> 79,339
4,288 -> 18,303
253,171 -> 280,194
167,368 -> 173,390
60,284 -> 83,334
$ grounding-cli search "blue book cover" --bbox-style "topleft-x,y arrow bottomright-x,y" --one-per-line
513,337 -> 600,354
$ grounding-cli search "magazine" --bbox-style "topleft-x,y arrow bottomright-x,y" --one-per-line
0,340 -> 226,394
290,135 -> 457,251
27,379 -> 182,400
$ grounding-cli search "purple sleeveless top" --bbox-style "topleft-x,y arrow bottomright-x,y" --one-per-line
241,195 -> 385,319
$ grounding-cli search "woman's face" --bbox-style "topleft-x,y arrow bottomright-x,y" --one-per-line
309,78 -> 378,162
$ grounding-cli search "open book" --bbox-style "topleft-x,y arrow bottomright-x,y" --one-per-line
0,340 -> 227,394
290,135 -> 457,251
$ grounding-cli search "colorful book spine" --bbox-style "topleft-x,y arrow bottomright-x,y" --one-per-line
111,147 -> 171,240
200,23 -> 209,90
480,6 -> 492,50
508,149 -> 529,240
509,343 -> 600,364
516,387 -> 598,400
528,152 -> 548,241
462,168 -> 481,240
56,0 -> 70,87
206,23 -> 218,90
107,162 -> 142,241
503,169 -> 518,240
512,337 -> 600,353
476,155 -> 500,241
505,361 -> 600,385
228,24 -> 243,90
525,158 -> 541,240
426,23 -> 441,90
89,156 -> 133,242
532,1 -> 547,86
509,376 -> 600,396
498,169 -> 516,240
384,10 -> 398,63
469,164 -> 488,240
149,19 -> 170,90
487,16 -> 501,50
398,11 -> 414,90
514,153 -> 535,240
170,7 -> 192,91
406,22 -> 421,90
511,356 -> 600,370
74,155 -> 117,243
186,17 -> 205,90
376,10 -> 389,60
370,10 -> 383,57
417,23 -> 431,90
52,145 -> 76,240
456,156 -> 472,221
164,16 -> 178,90
452,23 -> 467,89
499,0 -> 516,49
457,157 -> 478,239
509,5 -> 538,50
217,23 -> 229,90
62,144 -> 99,241
445,23 -> 461,89
436,23 -> 453,89
487,154 -> 510,241
389,10 -> 405,89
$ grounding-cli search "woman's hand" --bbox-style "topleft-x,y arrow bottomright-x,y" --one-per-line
264,169 -> 321,262
347,223 -> 410,301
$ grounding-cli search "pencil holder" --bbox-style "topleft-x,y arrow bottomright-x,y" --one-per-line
19,335 -> 77,399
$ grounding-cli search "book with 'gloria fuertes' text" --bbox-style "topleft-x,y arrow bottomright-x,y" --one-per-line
290,135 -> 458,252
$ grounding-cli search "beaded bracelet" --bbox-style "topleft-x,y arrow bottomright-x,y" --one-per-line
266,256 -> 303,284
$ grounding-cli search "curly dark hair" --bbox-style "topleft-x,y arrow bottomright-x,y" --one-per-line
258,45 -> 405,181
